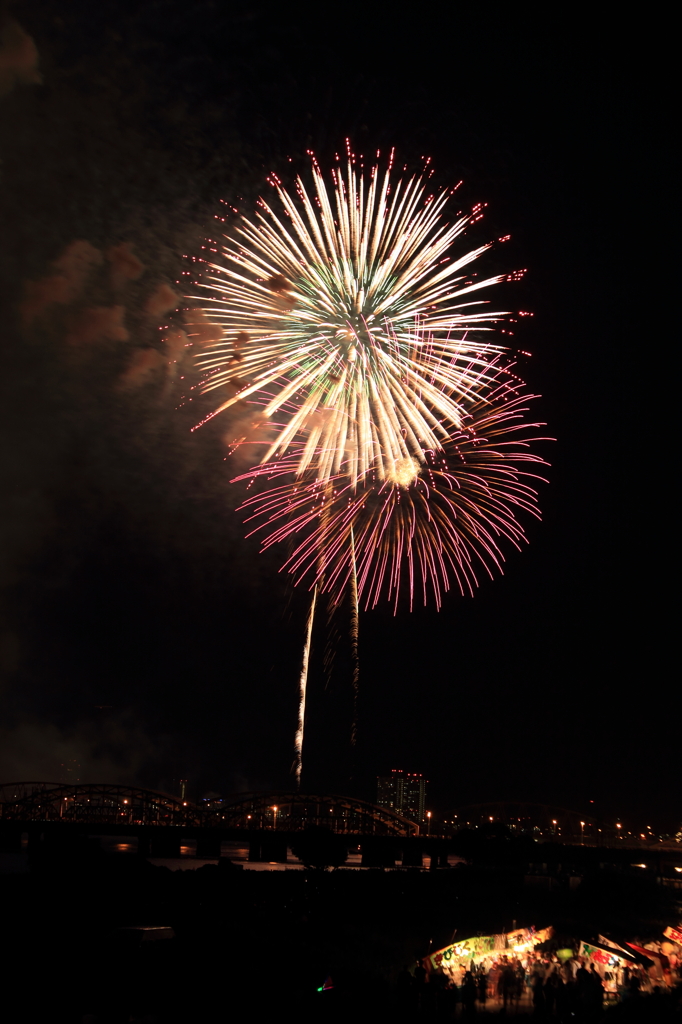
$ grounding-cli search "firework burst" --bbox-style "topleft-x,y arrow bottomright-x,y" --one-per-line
193,151 -> 516,486
233,382 -> 549,611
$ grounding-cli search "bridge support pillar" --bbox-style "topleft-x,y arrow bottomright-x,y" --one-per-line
137,833 -> 152,857
196,833 -> 222,858
425,842 -> 449,868
361,839 -> 396,868
0,824 -> 23,853
151,832 -> 181,858
401,842 -> 423,867
261,837 -> 288,863
248,837 -> 262,861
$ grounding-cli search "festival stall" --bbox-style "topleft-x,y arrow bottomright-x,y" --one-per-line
429,926 -> 553,980
663,925 -> 682,975
626,943 -> 669,984
579,939 -> 644,996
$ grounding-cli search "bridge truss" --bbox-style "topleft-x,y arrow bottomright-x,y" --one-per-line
0,783 -> 418,835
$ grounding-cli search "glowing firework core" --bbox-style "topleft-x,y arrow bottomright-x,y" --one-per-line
386,456 -> 421,488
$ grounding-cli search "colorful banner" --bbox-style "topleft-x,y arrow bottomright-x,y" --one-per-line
664,926 -> 682,945
430,934 -> 495,967
430,926 -> 552,969
579,941 -> 628,967
507,926 -> 553,951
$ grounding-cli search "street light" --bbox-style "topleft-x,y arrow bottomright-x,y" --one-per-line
580,821 -> 585,844
427,811 -> 432,836
273,805 -> 278,829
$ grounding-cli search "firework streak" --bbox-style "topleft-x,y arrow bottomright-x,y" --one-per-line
295,585 -> 317,788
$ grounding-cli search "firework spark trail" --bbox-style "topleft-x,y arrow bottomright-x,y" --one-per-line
349,527 -> 360,748
294,585 -> 317,789
193,154 -> 518,487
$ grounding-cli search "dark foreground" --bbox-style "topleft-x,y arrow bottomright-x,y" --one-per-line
3,848 -> 681,1022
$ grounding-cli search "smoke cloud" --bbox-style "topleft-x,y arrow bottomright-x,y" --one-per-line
144,283 -> 180,317
20,240 -> 103,326
0,18 -> 41,97
107,242 -> 146,289
0,711 -> 170,789
65,304 -> 129,347
119,346 -> 166,387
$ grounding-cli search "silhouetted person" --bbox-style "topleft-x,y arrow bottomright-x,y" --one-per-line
414,960 -> 427,988
589,963 -> 604,1012
544,970 -> 560,1015
461,972 -> 477,1016
531,969 -> 546,1014
515,963 -> 525,1005
576,963 -> 590,988
555,971 -> 570,1017
627,974 -> 641,999
413,959 -> 427,1010
477,971 -> 487,1005
488,964 -> 499,1002
501,963 -> 517,1010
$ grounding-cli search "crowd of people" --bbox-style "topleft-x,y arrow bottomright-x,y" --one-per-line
397,952 -> 668,1017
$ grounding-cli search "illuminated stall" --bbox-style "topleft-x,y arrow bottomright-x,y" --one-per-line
662,925 -> 682,976
626,943 -> 669,984
429,926 -> 553,979
578,940 -> 642,996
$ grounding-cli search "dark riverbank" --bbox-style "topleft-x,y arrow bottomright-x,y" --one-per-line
3,845 -> 680,1022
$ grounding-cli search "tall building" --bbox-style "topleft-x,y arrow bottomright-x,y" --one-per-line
376,769 -> 427,822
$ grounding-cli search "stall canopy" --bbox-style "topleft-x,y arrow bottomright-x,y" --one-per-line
597,934 -> 657,968
430,926 -> 553,970
579,940 -> 639,967
626,943 -> 667,968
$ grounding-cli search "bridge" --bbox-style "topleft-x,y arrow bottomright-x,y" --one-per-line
1,783 -> 680,872
0,782 -> 424,863
0,783 -> 417,834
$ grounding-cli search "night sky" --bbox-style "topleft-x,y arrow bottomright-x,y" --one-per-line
0,5 -> 668,827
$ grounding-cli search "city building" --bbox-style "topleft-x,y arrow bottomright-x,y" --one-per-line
376,769 -> 427,823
